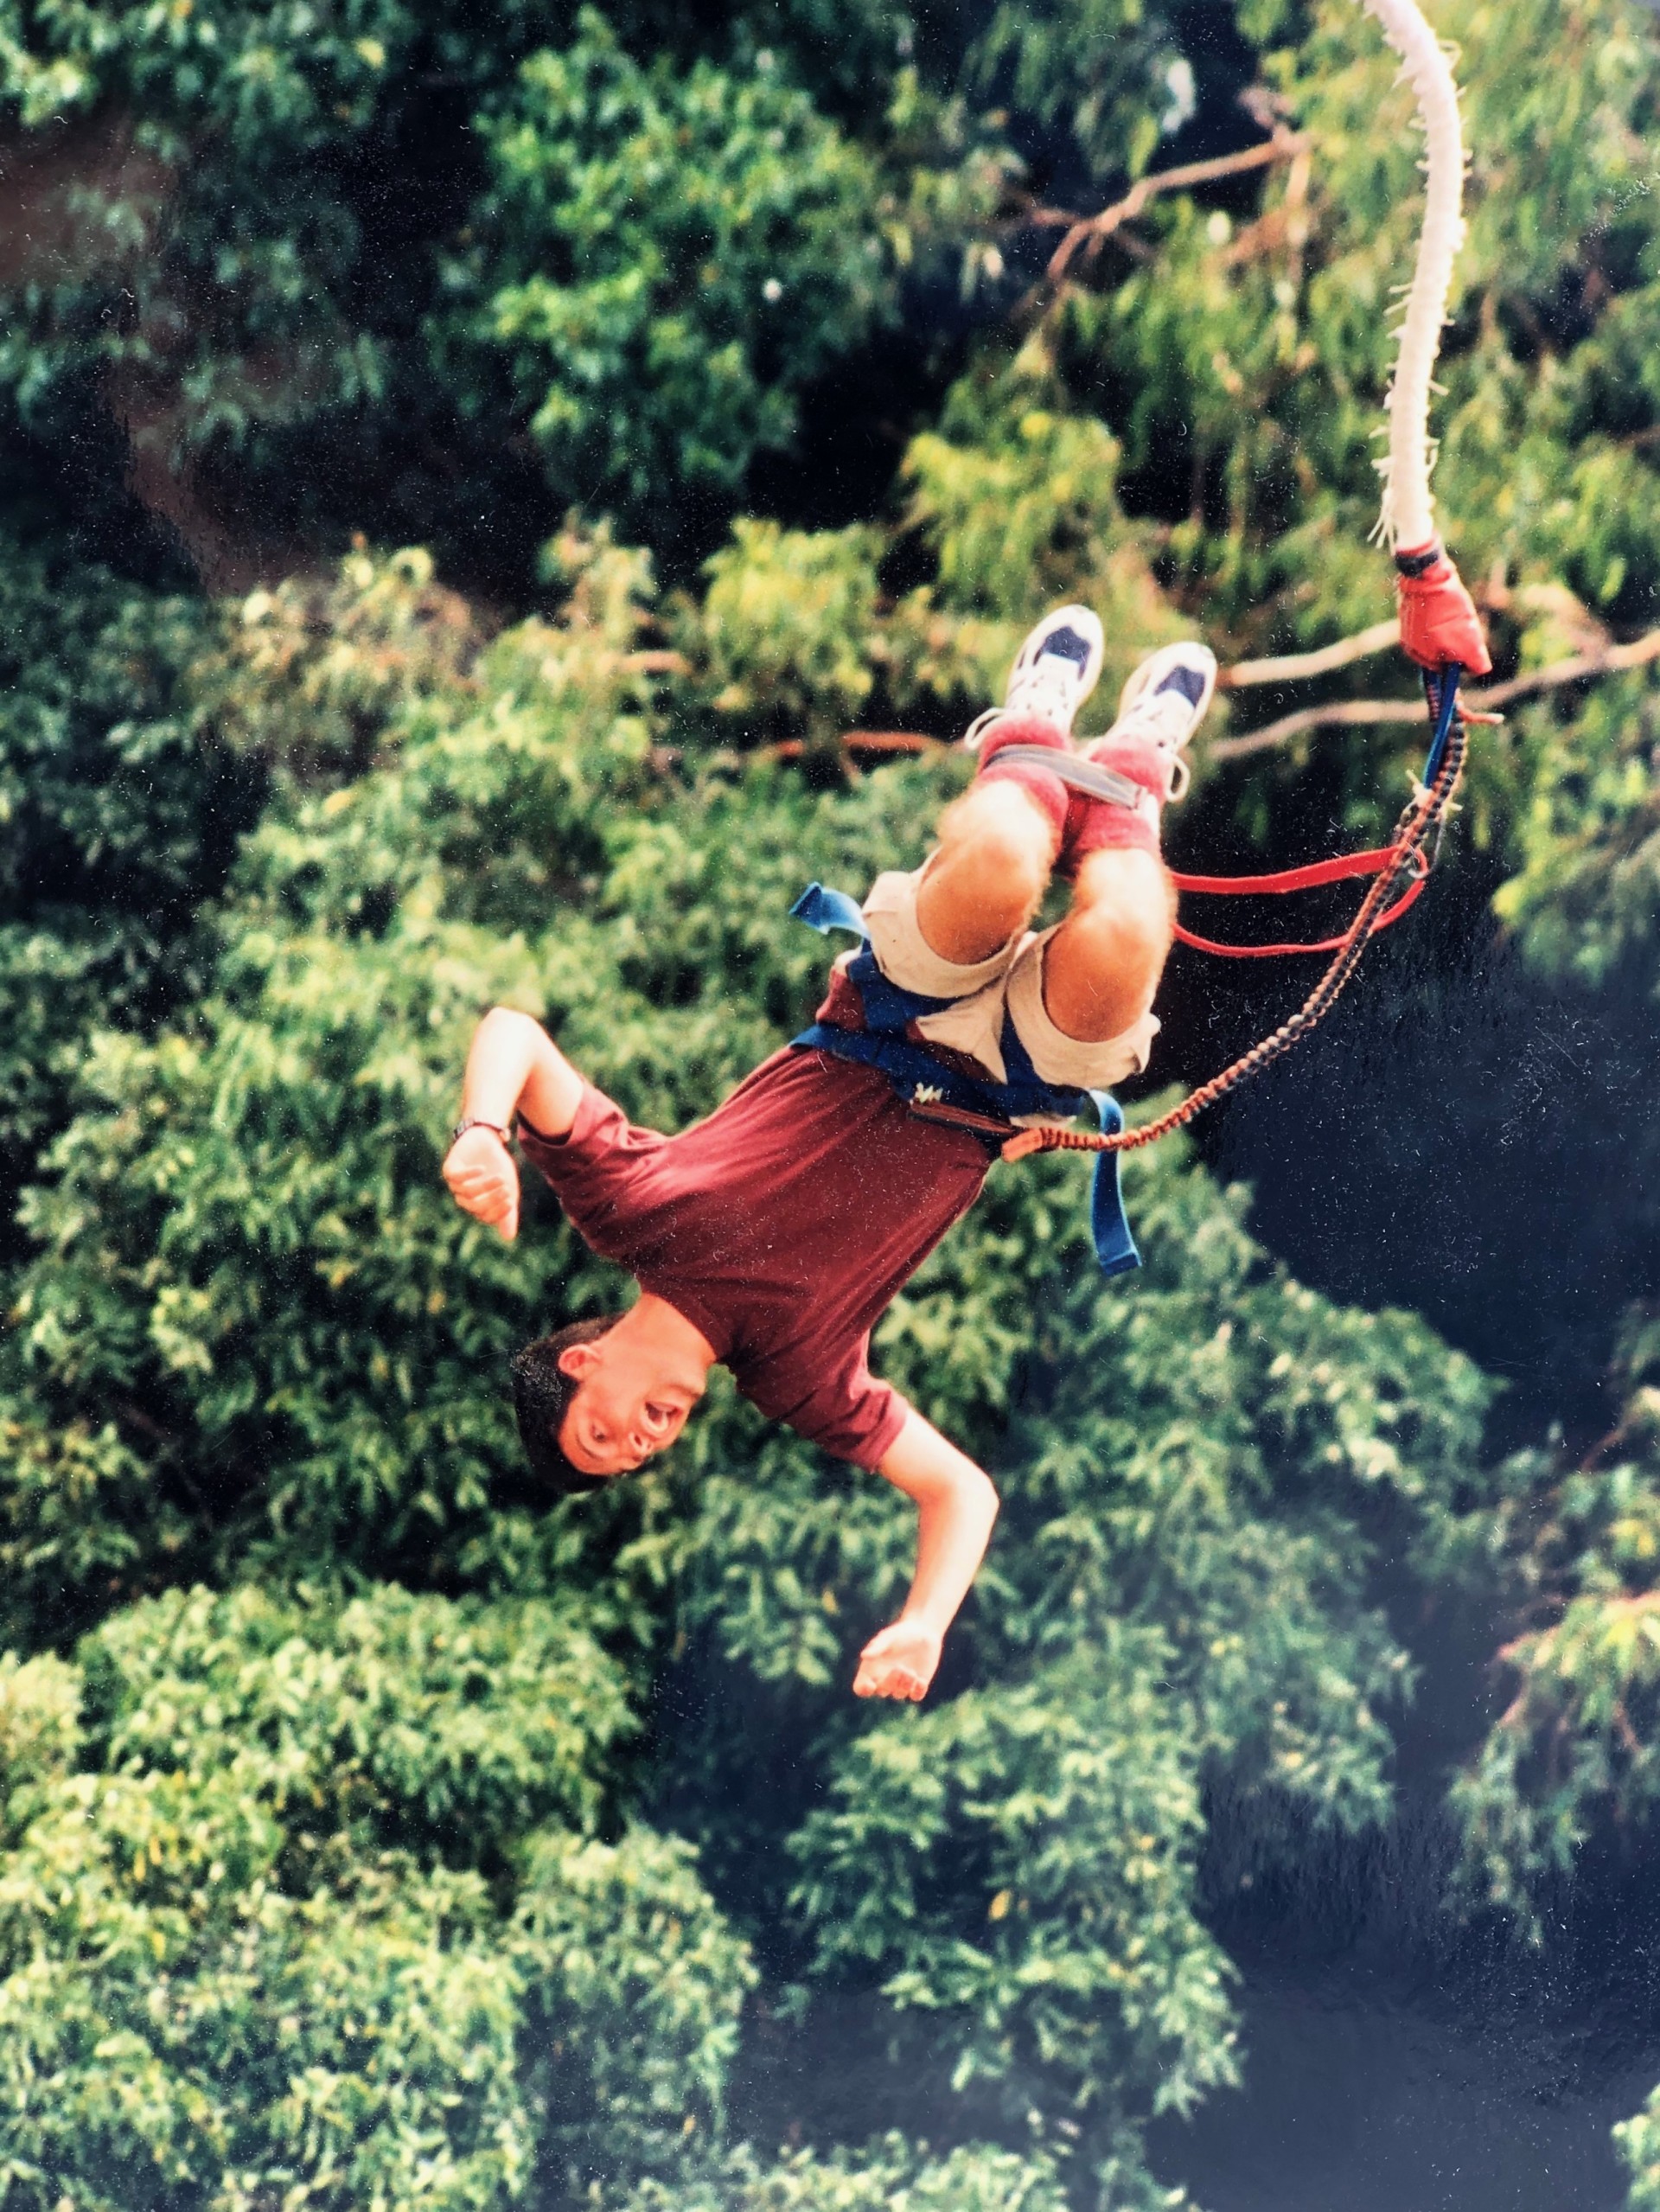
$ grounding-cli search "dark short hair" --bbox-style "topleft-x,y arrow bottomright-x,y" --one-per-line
511,1318 -> 622,1498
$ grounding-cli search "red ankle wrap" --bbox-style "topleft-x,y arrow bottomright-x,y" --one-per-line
1066,734 -> 1166,860
974,714 -> 1071,843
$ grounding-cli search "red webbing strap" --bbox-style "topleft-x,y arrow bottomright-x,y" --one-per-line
1166,840 -> 1421,958
1006,706 -> 1468,1161
1172,870 -> 1427,958
1168,844 -> 1398,896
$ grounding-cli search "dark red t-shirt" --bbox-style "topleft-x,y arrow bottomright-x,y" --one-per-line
516,1048 -> 991,1467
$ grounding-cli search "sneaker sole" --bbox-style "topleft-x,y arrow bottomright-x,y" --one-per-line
1008,604 -> 1106,711
1115,641 -> 1219,741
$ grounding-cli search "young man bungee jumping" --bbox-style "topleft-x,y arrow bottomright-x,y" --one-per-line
444,606 -> 1215,1704
444,550 -> 1487,1700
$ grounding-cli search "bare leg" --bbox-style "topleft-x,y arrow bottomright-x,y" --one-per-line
1043,848 -> 1176,1043
916,782 -> 1057,964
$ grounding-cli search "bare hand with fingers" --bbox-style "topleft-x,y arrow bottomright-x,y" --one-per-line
443,1126 -> 520,1242
853,1618 -> 942,1702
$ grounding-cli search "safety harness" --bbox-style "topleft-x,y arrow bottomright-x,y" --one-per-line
789,668 -> 1463,1276
790,884 -> 1140,1277
993,671 -> 1468,1171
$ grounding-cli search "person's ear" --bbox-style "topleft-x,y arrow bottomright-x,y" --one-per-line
558,1340 -> 604,1381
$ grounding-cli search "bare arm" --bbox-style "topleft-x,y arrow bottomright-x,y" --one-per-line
853,1408 -> 999,1702
442,1008 -> 584,1242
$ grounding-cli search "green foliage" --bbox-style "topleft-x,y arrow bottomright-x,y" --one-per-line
1446,1361 -> 1660,1931
1619,2082 -> 1660,2212
792,1640 -> 1235,2119
671,345 -> 1186,758
0,0 -> 928,549
0,0 -> 436,451
447,12 -> 891,519
972,0 -> 1191,182
622,2132 -> 1074,2212
695,520 -> 883,745
898,344 -> 1195,719
1492,670 -> 1660,990
204,545 -> 487,786
516,1827 -> 756,2198
0,534 -> 252,1186
0,1582 -> 750,2210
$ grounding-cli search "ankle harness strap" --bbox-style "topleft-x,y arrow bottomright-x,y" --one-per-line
984,745 -> 1146,811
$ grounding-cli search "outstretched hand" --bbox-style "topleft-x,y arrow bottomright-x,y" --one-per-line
853,1618 -> 942,1702
443,1125 -> 520,1242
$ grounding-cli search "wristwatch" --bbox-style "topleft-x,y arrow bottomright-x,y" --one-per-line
450,1117 -> 514,1147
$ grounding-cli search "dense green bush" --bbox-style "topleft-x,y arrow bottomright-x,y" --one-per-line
444,12 -> 891,521
0,536 -> 252,1204
0,1584 -> 748,2209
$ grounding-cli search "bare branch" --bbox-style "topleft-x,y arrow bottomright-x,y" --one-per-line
1476,627 -> 1660,708
762,732 -> 946,767
837,730 -> 947,755
1042,130 -> 1309,284
1219,620 -> 1401,689
1210,624 -> 1660,762
1210,697 -> 1425,762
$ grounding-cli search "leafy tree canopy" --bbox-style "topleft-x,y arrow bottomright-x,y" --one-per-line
4,0 -> 1660,2202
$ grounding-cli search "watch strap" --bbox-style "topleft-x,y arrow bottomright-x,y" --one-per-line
451,1116 -> 514,1147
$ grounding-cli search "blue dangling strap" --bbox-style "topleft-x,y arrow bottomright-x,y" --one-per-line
789,883 -> 1139,1278
1083,1090 -> 1139,1278
790,882 -> 869,940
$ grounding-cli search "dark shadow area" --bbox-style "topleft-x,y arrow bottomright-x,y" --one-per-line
1153,1803 -> 1660,2212
1146,778 -> 1659,1451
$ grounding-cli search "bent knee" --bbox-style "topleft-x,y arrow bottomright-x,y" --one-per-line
1073,849 -> 1177,956
936,783 -> 1057,909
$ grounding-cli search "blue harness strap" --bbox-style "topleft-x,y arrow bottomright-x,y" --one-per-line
792,882 -> 868,939
789,883 -> 1140,1278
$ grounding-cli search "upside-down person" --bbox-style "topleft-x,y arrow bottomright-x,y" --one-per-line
442,559 -> 1488,1706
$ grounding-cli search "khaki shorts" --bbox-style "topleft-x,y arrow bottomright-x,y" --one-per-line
860,866 -> 1159,1098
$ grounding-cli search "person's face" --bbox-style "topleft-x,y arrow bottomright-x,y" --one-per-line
556,1334 -> 703,1477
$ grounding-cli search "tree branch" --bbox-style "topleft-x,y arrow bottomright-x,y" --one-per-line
1476,627 -> 1660,708
1210,696 -> 1425,762
1039,130 -> 1309,284
1218,620 -> 1401,689
764,731 -> 946,766
1210,624 -> 1660,761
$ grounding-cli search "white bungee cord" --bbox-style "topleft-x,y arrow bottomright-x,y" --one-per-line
1359,0 -> 1467,552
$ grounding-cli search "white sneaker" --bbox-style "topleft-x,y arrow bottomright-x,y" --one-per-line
1101,640 -> 1218,801
964,604 -> 1105,751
